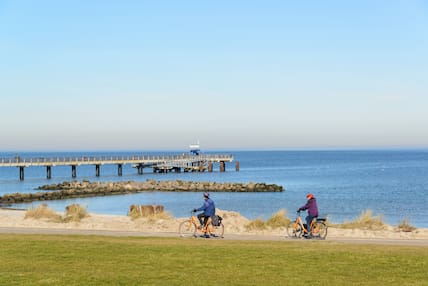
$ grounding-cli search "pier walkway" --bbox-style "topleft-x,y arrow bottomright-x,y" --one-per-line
0,154 -> 235,180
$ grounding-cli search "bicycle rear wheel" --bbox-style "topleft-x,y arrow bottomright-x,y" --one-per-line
179,220 -> 197,237
311,222 -> 328,239
211,223 -> 224,238
286,221 -> 302,238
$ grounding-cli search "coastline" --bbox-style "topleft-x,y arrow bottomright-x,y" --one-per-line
1,208 -> 427,244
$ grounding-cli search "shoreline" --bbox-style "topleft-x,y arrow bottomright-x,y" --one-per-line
1,208 -> 427,245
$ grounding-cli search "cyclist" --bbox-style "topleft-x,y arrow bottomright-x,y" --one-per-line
297,193 -> 319,237
193,192 -> 216,231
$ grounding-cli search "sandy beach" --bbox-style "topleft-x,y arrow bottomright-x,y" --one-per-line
1,208 -> 427,245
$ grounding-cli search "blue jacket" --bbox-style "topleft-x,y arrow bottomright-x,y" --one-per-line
196,198 -> 216,216
298,198 -> 319,217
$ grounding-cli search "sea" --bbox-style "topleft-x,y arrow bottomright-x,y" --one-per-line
1,150 -> 427,228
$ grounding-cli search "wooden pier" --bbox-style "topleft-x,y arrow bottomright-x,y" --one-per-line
0,154 -> 235,180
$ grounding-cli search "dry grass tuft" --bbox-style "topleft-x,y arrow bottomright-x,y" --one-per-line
128,207 -> 172,222
339,210 -> 387,230
24,204 -> 63,223
63,204 -> 89,222
128,207 -> 142,220
266,209 -> 290,228
245,209 -> 291,231
245,218 -> 267,231
396,219 -> 417,232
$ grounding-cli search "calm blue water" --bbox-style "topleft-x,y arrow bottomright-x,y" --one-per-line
1,150 -> 427,228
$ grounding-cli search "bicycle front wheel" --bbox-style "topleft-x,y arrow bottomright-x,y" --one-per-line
286,221 -> 302,238
311,222 -> 328,240
179,220 -> 197,237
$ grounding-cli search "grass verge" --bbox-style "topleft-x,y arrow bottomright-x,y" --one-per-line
0,234 -> 427,286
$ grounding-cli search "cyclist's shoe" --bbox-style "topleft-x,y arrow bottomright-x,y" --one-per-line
200,234 -> 210,238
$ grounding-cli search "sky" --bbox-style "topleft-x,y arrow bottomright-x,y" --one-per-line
1,0 -> 427,151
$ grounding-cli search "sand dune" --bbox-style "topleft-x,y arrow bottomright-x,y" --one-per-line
1,208 -> 427,241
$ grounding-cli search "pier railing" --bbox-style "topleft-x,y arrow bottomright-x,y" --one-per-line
0,153 -> 235,180
0,154 -> 233,167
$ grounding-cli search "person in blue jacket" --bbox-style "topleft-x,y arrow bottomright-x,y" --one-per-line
193,192 -> 216,229
298,193 -> 319,237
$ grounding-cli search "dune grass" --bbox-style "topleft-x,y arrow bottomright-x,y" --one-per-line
245,217 -> 268,231
245,209 -> 290,231
24,204 -> 63,223
0,234 -> 427,286
128,207 -> 173,222
63,203 -> 89,222
25,204 -> 89,223
266,209 -> 290,228
337,210 -> 387,230
396,219 -> 417,232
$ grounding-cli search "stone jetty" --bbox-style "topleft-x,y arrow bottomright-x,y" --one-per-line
0,180 -> 284,204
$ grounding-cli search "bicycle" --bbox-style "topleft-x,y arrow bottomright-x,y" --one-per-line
179,211 -> 224,238
286,211 -> 328,239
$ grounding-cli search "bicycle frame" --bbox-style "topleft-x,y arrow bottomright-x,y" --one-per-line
287,211 -> 328,239
179,212 -> 224,238
295,213 -> 316,233
287,212 -> 317,238
189,214 -> 214,234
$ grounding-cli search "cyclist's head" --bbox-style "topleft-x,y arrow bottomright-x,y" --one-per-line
306,193 -> 314,200
203,192 -> 210,199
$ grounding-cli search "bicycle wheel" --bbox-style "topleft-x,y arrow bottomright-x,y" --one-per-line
179,220 -> 197,237
211,223 -> 224,238
311,222 -> 328,240
286,221 -> 302,238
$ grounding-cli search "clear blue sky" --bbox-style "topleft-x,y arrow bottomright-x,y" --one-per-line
1,1 -> 427,151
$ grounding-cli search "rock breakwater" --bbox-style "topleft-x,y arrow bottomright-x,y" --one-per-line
0,180 -> 284,204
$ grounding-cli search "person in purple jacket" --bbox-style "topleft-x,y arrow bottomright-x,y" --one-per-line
298,193 -> 319,237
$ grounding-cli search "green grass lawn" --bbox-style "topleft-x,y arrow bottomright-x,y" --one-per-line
0,234 -> 427,286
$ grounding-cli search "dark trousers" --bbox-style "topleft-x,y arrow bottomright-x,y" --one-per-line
197,213 -> 209,227
306,215 -> 317,233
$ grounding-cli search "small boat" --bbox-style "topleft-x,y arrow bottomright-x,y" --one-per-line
189,141 -> 201,155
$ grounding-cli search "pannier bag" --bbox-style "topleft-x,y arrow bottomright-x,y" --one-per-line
211,215 -> 223,226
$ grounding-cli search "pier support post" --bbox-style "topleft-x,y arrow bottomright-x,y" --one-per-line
219,161 -> 225,172
208,162 -> 213,172
72,165 -> 77,178
46,166 -> 52,179
19,166 -> 25,180
95,165 -> 100,177
118,164 -> 122,176
137,164 -> 143,175
235,161 -> 240,172
199,161 -> 204,172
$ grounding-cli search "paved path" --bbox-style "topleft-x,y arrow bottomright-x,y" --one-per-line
1,227 -> 427,247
